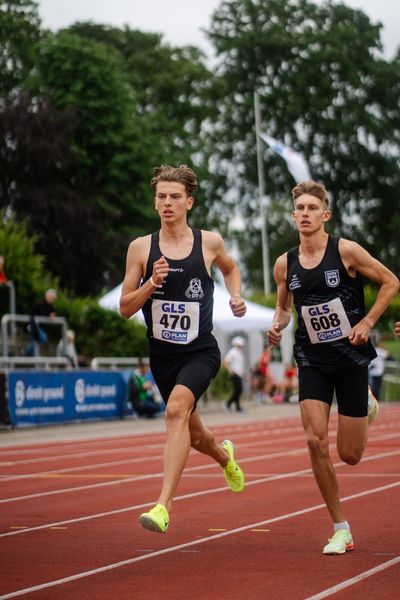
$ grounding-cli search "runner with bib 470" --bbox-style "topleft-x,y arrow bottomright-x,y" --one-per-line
120,164 -> 246,534
267,180 -> 399,555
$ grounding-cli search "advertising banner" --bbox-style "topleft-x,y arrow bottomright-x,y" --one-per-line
7,371 -> 127,427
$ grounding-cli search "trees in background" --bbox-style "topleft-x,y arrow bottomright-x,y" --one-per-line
1,0 -> 399,298
206,0 -> 400,286
0,4 -> 215,295
0,0 -> 41,96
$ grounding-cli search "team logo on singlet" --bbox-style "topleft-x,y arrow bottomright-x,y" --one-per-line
288,274 -> 301,291
185,278 -> 204,299
325,270 -> 340,288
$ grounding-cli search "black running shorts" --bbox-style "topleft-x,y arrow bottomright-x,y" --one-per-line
298,365 -> 369,417
149,342 -> 221,405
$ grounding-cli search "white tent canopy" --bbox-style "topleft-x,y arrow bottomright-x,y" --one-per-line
99,283 -> 293,371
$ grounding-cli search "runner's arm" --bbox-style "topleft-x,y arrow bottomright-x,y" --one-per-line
267,254 -> 293,347
340,239 -> 400,344
207,231 -> 247,318
119,237 -> 168,319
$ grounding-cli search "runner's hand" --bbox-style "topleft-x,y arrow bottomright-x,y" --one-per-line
267,322 -> 282,346
230,295 -> 247,318
152,256 -> 170,287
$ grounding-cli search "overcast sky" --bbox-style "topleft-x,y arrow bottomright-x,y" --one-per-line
37,0 -> 399,61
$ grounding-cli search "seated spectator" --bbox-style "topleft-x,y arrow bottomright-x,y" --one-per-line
369,338 -> 388,401
252,346 -> 277,403
56,329 -> 79,368
128,359 -> 163,418
272,363 -> 298,403
26,289 -> 57,356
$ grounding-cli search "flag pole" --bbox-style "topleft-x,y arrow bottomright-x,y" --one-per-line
254,91 -> 271,296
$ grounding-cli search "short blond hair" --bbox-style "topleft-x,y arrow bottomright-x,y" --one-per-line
292,180 -> 329,209
151,164 -> 198,196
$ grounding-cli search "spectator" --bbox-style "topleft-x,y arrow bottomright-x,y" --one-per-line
273,363 -> 298,403
26,289 -> 57,356
223,336 -> 246,412
128,359 -> 163,418
0,255 -> 8,285
56,329 -> 79,368
251,346 -> 277,404
395,322 -> 400,337
368,338 -> 388,401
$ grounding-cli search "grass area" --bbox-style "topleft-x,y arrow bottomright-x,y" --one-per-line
384,339 -> 400,361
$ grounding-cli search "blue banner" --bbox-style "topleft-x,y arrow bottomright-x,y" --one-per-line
7,371 -> 127,427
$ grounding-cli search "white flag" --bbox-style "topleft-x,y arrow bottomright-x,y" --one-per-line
260,133 -> 311,183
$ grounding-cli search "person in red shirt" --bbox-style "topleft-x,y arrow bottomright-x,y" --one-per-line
0,256 -> 8,285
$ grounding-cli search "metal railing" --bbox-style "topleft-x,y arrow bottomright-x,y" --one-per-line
1,314 -> 68,358
0,282 -> 16,335
91,357 -> 146,370
382,360 -> 400,402
0,356 -> 70,370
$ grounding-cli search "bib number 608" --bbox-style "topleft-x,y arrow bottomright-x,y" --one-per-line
310,313 -> 340,331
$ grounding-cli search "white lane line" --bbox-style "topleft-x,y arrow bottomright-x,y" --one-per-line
1,450 -> 399,538
1,481 -> 399,600
304,555 -> 400,599
0,446 -> 311,504
0,432 -> 308,482
0,443 -> 164,468
1,432 -> 399,504
1,417 -> 397,466
0,424 -> 304,467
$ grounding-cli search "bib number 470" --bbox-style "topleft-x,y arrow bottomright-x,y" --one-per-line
160,313 -> 191,331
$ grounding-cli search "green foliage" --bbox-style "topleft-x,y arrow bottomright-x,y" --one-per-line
248,289 -> 277,310
0,0 -> 41,95
0,212 -> 147,361
0,12 -> 216,297
209,366 -> 231,400
25,30 -> 157,294
206,0 -> 400,288
0,212 -> 56,315
62,23 -> 217,231
53,297 -> 148,362
364,284 -> 400,333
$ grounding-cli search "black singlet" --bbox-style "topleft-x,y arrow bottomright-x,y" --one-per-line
142,229 -> 216,354
286,235 -> 376,367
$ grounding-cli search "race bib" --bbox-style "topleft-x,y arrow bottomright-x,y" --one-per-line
152,300 -> 200,344
301,298 -> 351,344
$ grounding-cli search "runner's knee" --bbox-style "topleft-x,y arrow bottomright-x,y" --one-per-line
164,399 -> 192,425
338,445 -> 363,465
306,434 -> 329,458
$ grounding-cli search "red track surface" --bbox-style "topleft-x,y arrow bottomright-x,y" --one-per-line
1,404 -> 399,599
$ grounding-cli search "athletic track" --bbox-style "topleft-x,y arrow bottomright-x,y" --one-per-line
1,403 -> 399,599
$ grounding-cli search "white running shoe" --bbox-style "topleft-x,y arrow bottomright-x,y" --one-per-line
368,385 -> 379,424
323,529 -> 354,555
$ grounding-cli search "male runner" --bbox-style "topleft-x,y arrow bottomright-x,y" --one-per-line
120,164 -> 246,533
267,180 -> 399,554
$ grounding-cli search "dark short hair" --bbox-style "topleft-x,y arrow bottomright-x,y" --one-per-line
151,164 -> 198,196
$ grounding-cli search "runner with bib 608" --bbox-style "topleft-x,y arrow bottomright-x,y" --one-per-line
267,180 -> 399,555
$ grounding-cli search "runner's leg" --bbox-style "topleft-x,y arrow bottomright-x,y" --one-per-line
300,399 -> 346,523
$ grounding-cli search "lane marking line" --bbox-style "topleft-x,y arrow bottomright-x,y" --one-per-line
1,481 -> 399,600
2,434 -> 399,504
304,556 -> 400,600
2,450 -> 400,538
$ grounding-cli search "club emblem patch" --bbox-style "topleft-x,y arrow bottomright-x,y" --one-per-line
325,270 -> 340,288
185,278 -> 204,299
